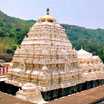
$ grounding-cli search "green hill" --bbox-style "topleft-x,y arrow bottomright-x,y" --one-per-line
0,10 -> 34,61
0,10 -> 104,62
63,24 -> 104,61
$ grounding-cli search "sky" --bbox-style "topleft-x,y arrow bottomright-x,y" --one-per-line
0,0 -> 104,28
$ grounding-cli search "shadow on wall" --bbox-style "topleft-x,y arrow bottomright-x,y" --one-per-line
0,79 -> 104,101
0,81 -> 21,95
41,79 -> 104,101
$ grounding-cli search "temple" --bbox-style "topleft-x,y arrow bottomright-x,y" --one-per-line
8,9 -> 78,89
77,48 -> 104,81
5,9 -> 104,103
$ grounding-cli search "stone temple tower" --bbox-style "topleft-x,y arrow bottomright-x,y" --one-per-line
8,9 -> 78,98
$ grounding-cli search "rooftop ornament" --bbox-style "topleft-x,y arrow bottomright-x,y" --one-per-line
46,8 -> 50,15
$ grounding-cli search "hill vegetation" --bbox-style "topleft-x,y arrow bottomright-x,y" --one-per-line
0,10 -> 34,61
0,10 -> 104,62
63,24 -> 104,61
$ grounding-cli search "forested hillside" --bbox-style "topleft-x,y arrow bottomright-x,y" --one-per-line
0,10 -> 104,62
0,10 -> 34,61
63,24 -> 104,61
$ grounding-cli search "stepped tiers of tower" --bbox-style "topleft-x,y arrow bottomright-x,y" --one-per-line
7,11 -> 104,94
8,13 -> 78,91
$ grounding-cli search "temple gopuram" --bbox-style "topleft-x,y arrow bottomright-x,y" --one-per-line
4,9 -> 104,103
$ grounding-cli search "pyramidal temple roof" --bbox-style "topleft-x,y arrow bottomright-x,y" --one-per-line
13,8 -> 73,65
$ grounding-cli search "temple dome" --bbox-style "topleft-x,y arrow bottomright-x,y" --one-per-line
38,8 -> 56,23
77,48 -> 92,58
38,15 -> 56,23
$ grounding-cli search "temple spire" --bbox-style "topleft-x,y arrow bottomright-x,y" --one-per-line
46,8 -> 50,15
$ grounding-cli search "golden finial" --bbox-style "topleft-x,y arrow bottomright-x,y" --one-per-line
46,8 -> 50,15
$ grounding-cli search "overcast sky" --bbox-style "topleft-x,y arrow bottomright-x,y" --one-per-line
0,0 -> 104,28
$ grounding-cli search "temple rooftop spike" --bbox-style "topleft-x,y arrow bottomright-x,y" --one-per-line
46,8 -> 50,15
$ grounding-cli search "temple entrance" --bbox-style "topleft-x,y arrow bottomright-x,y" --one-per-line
0,81 -> 21,95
